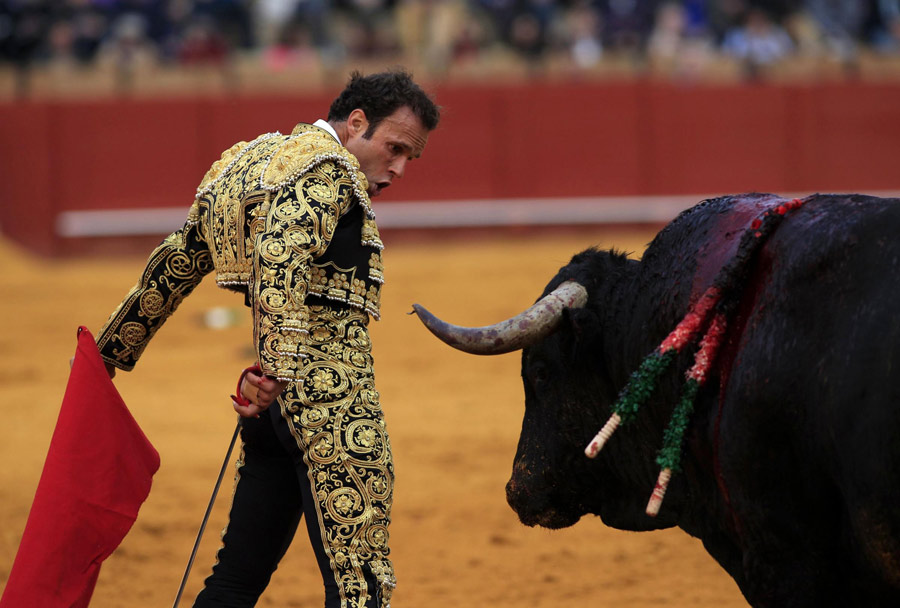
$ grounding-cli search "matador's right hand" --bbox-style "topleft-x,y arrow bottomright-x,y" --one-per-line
231,365 -> 288,418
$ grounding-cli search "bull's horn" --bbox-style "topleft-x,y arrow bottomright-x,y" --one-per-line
411,280 -> 588,355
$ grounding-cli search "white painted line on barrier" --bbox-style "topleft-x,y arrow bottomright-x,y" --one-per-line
55,192 -> 900,238
53,196 -> 706,237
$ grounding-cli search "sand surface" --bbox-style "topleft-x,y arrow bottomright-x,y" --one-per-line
0,227 -> 747,607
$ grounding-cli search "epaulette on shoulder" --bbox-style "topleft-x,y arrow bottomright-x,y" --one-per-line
260,125 -> 374,218
260,126 -> 366,190
195,132 -> 281,199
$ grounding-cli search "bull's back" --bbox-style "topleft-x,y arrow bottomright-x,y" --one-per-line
735,194 -> 900,444
722,194 -> 900,596
760,194 -> 900,392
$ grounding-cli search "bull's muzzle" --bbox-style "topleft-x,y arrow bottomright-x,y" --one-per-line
411,280 -> 588,355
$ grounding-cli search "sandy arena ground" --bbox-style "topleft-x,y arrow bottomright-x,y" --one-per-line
0,226 -> 748,607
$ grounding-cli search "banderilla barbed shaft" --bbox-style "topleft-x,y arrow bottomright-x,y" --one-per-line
172,416 -> 243,607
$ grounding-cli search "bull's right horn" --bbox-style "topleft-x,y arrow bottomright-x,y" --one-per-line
411,280 -> 588,355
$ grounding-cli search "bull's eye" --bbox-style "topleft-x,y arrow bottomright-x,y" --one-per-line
528,360 -> 550,390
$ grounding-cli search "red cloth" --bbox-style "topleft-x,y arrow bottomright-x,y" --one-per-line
0,327 -> 160,608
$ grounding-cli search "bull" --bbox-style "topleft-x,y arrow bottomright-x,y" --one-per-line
412,193 -> 900,607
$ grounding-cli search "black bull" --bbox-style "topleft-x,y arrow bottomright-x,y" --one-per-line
413,193 -> 900,607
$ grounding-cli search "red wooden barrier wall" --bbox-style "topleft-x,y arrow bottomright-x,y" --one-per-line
2,81 -> 899,255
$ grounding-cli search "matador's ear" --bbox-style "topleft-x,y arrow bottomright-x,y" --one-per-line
346,108 -> 369,138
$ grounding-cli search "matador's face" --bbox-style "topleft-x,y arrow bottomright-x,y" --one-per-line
343,106 -> 429,198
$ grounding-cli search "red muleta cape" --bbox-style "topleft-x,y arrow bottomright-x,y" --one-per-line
1,327 -> 160,608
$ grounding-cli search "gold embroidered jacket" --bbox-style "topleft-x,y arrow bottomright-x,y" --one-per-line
96,123 -> 385,382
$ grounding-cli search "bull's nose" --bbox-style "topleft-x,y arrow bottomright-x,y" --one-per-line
505,477 -> 527,513
506,477 -> 546,527
506,458 -> 535,511
505,478 -> 516,500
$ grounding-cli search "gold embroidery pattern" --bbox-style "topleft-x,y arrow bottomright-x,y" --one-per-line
309,261 -> 383,320
362,217 -> 383,251
368,253 -> 384,285
280,306 -> 394,608
194,125 -> 385,381
251,163 -> 359,382
96,225 -> 213,370
369,560 -> 396,607
138,289 -> 165,317
195,132 -> 281,198
261,125 -> 375,224
97,124 -> 384,376
195,135 -> 285,288
194,125 -> 381,292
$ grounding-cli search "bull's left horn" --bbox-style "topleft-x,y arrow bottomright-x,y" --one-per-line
411,280 -> 588,355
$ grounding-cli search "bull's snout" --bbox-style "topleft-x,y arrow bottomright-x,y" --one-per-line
505,461 -> 579,529
505,459 -> 540,525
505,476 -> 529,520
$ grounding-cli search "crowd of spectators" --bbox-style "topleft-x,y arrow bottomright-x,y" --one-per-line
1,0 -> 899,88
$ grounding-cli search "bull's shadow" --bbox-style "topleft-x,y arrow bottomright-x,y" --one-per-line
413,193 -> 900,608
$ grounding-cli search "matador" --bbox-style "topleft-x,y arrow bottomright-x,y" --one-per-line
94,70 -> 440,607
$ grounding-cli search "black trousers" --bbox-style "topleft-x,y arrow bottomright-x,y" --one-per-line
191,407 -> 380,607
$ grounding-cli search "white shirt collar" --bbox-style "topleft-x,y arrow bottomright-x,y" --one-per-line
313,119 -> 341,145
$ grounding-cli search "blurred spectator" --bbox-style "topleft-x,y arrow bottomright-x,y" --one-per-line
35,1 -> 109,65
518,0 -> 557,59
70,4 -> 107,63
544,0 -> 603,69
508,11 -> 544,59
681,0 -> 711,37
333,0 -> 401,60
865,0 -> 900,51
108,0 -> 173,50
176,14 -> 228,64
45,17 -> 75,65
292,0 -> 331,49
256,0 -> 301,46
1,0 -> 899,98
803,0 -> 867,60
395,0 -> 470,73
564,0 -> 605,68
450,8 -> 494,66
599,0 -> 659,54
647,0 -> 717,77
722,6 -> 793,74
474,0 -> 520,45
648,1 -> 689,58
707,0 -> 749,43
192,0 -> 254,50
261,16 -> 320,71
0,0 -> 52,72
160,0 -> 194,59
95,11 -> 159,80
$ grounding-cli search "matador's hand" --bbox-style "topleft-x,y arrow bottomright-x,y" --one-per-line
232,367 -> 288,418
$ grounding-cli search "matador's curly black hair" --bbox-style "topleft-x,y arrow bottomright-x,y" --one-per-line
328,69 -> 441,137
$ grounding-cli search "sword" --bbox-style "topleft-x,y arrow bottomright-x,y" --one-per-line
172,416 -> 242,607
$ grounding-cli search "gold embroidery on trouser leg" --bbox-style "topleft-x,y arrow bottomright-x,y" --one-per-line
369,560 -> 396,607
280,306 -> 394,608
